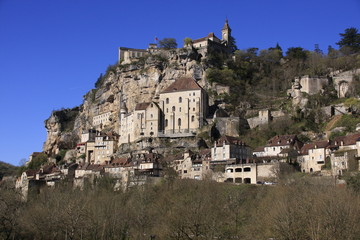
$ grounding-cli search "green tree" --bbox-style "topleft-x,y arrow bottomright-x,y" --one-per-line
183,37 -> 192,46
27,153 -> 48,170
336,27 -> 360,53
158,38 -> 178,49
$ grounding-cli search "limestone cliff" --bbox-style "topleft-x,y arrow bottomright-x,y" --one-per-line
43,48 -> 207,154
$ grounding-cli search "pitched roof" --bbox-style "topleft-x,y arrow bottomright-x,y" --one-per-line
266,135 -> 298,147
300,141 -> 330,155
193,32 -> 220,44
161,77 -> 202,93
216,135 -> 246,147
135,102 -> 151,111
331,132 -> 360,147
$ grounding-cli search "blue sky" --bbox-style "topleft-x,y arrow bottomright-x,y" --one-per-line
0,0 -> 359,165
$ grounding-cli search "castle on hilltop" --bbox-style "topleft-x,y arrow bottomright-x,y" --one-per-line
118,19 -> 233,64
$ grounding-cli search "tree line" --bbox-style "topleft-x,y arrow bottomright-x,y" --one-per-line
1,174 -> 360,240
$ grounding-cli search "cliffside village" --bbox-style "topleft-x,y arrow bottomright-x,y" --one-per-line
16,20 -> 360,197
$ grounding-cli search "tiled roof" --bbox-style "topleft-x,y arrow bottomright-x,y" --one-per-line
300,141 -> 329,155
331,133 -> 360,147
162,77 -> 202,93
266,135 -> 298,147
193,32 -> 220,44
216,135 -> 246,147
135,102 -> 151,111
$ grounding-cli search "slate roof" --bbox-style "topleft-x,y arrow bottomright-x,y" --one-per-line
161,77 -> 202,93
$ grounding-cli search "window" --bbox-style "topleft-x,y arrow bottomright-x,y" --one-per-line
166,108 -> 168,113
191,115 -> 195,122
166,98 -> 169,104
165,119 -> 168,127
193,92 -> 195,96
172,106 -> 175,111
244,167 -> 251,172
178,118 -> 181,126
150,114 -> 153,118
184,170 -> 187,174
193,99 -> 195,102
193,107 -> 195,111
150,103 -> 153,107
179,107 -> 181,112
179,97 -> 182,103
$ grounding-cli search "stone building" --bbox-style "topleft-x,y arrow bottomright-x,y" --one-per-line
255,135 -> 303,158
298,141 -> 330,173
158,77 -> 208,137
211,135 -> 252,164
93,132 -> 118,165
330,149 -> 358,176
118,44 -> 158,64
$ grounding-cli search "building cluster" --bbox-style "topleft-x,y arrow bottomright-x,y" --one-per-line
17,131 -> 360,199
118,19 -> 232,64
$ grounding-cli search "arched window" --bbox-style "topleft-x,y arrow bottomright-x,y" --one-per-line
150,114 -> 153,118
166,98 -> 169,104
179,97 -> 182,103
178,118 -> 181,126
172,106 -> 176,112
165,119 -> 168,127
191,115 -> 195,122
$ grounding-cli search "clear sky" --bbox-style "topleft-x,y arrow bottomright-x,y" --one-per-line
0,0 -> 359,165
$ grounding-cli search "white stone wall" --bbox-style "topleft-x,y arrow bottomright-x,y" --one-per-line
160,89 -> 205,135
93,112 -> 111,126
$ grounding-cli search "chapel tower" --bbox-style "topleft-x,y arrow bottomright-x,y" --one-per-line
221,18 -> 232,44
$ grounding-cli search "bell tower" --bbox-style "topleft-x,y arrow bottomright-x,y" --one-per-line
221,18 -> 232,44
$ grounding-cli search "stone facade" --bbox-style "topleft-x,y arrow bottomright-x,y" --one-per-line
211,136 -> 252,163
159,77 -> 207,137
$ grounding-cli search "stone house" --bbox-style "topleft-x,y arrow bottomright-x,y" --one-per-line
93,132 -> 119,165
298,141 -> 331,173
330,149 -> 359,176
329,132 -> 360,153
158,77 -> 208,137
257,135 -> 303,157
211,135 -> 252,164
172,149 -> 211,180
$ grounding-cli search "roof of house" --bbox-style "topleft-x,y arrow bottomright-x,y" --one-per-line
193,32 -> 220,44
135,102 -> 151,111
266,135 -> 298,147
331,133 -> 360,148
161,77 -> 202,93
300,141 -> 330,155
215,135 -> 247,147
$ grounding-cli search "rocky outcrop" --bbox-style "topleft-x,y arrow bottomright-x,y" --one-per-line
43,48 -> 207,155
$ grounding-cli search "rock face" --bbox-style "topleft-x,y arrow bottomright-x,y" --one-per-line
43,48 -> 207,154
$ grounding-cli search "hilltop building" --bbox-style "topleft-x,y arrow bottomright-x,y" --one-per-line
118,19 -> 233,64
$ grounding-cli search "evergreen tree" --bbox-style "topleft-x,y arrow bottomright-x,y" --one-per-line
336,27 -> 360,53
